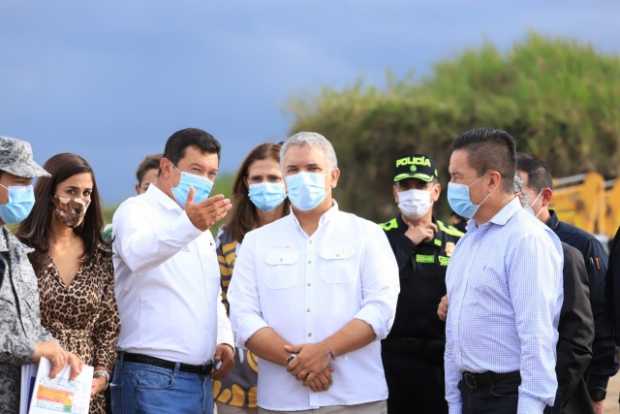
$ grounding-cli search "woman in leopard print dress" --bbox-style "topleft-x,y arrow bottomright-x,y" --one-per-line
17,153 -> 119,414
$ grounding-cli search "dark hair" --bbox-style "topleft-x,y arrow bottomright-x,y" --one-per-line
516,153 -> 553,192
452,127 -> 516,192
17,153 -> 106,273
136,154 -> 162,184
226,143 -> 289,243
164,128 -> 220,165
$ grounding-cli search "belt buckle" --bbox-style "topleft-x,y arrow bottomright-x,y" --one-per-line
463,372 -> 477,390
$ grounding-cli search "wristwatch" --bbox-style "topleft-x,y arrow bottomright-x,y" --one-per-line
94,370 -> 111,390
590,388 -> 606,402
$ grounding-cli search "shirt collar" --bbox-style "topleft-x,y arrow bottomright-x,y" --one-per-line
468,197 -> 521,231
0,228 -> 8,253
290,201 -> 340,234
489,197 -> 522,226
546,209 -> 560,230
0,226 -> 33,254
145,184 -> 182,212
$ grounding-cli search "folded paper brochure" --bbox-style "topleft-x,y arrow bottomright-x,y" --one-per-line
20,357 -> 94,414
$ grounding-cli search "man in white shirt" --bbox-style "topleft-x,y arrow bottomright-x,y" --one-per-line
111,128 -> 235,414
228,131 -> 400,414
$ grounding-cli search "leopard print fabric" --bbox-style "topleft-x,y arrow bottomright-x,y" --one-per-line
33,245 -> 120,414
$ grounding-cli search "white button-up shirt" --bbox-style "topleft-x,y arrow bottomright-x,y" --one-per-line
112,184 -> 233,366
228,203 -> 400,411
445,198 -> 563,414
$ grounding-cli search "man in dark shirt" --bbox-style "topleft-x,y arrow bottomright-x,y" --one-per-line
517,153 -> 618,413
380,154 -> 463,414
516,173 -> 595,414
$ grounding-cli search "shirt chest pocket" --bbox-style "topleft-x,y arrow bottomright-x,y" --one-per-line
264,249 -> 300,289
318,246 -> 357,284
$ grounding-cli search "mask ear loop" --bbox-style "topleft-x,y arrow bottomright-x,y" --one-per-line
529,191 -> 544,219
469,175 -> 491,212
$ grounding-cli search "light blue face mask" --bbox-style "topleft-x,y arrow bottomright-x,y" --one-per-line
285,172 -> 326,212
447,181 -> 484,219
0,184 -> 35,224
171,171 -> 214,207
248,182 -> 286,212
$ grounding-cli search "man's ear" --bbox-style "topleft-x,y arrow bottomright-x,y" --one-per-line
393,185 -> 400,204
431,182 -> 441,202
159,157 -> 174,178
540,187 -> 553,208
329,168 -> 340,189
487,170 -> 502,192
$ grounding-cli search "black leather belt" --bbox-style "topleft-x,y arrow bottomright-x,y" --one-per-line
461,371 -> 520,390
123,352 -> 214,376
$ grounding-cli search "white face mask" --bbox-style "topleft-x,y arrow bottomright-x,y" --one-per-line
397,189 -> 433,219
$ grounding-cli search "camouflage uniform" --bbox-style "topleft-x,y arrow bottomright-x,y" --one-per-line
0,136 -> 52,413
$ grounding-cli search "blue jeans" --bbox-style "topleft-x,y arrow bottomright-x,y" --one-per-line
110,354 -> 213,414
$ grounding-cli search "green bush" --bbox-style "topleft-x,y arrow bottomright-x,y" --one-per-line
288,33 -> 620,221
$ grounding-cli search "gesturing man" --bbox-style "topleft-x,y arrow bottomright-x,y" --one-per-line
112,128 -> 235,414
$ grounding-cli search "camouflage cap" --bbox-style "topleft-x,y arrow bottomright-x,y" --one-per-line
0,136 -> 50,178
392,154 -> 438,183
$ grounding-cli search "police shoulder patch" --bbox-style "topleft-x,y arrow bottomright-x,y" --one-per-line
379,218 -> 399,231
437,220 -> 464,238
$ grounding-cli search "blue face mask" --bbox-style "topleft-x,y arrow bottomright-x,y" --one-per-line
0,184 -> 35,224
171,171 -> 214,207
285,172 -> 326,212
248,182 -> 286,212
447,181 -> 485,219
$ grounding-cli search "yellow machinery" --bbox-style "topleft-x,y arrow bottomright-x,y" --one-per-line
602,178 -> 620,237
551,172 -> 619,238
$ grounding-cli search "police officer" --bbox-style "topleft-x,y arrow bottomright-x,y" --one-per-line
380,154 -> 463,414
0,136 -> 82,412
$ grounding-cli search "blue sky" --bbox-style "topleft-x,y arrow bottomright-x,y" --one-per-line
1,1 -> 619,204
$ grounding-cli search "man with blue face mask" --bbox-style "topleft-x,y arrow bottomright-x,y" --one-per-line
379,153 -> 462,414
228,132 -> 400,414
444,128 -> 564,414
0,136 -> 83,412
112,128 -> 235,414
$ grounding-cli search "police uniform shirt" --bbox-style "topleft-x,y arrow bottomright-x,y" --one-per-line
380,215 -> 463,345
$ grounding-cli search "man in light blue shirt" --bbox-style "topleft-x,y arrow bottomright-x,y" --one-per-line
444,128 -> 564,414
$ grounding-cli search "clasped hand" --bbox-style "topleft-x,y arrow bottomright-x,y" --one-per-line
284,343 -> 334,393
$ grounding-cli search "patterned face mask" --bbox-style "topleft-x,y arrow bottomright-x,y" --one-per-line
53,195 -> 91,228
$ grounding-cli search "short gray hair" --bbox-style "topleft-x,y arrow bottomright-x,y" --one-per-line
280,132 -> 338,170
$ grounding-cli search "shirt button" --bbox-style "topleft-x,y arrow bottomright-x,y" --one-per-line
307,259 -> 312,264
307,283 -> 311,287
307,308 -> 311,312
308,333 -> 312,338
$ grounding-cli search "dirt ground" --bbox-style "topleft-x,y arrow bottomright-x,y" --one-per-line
605,374 -> 620,413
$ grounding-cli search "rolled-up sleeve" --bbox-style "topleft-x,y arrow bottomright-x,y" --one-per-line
353,224 -> 400,340
508,233 -> 563,413
228,233 -> 269,346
